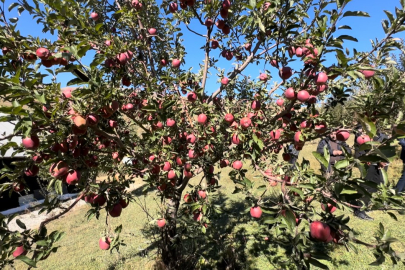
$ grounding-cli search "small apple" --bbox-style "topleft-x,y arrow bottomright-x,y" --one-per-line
99,237 -> 111,250
157,218 -> 166,228
232,160 -> 243,170
250,206 -> 262,218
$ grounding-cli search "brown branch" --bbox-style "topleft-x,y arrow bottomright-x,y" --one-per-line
185,24 -> 207,38
207,40 -> 264,104
201,27 -> 212,91
38,190 -> 87,231
268,81 -> 284,96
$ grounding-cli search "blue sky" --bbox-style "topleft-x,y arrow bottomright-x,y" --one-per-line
5,0 -> 405,97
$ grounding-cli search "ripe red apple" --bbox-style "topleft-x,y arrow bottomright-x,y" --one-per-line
62,87 -> 74,98
220,159 -> 229,168
74,115 -> 88,130
66,170 -> 80,185
167,170 -> 176,179
50,161 -> 69,178
222,24 -> 231,35
356,134 -> 371,145
282,153 -> 291,161
186,134 -> 196,144
205,18 -> 214,27
300,120 -> 312,129
240,117 -> 251,129
221,77 -> 229,85
270,59 -> 278,67
184,193 -> 192,203
279,67 -> 292,80
90,12 -> 99,21
270,130 -> 281,141
160,59 -> 167,66
187,92 -> 197,102
148,28 -> 157,35
336,130 -> 350,141
87,114 -> 99,126
208,40 -> 218,51
172,59 -> 181,68
12,245 -> 27,257
297,90 -> 310,102
216,19 -> 225,29
183,170 -> 193,178
251,100 -> 261,111
259,73 -> 268,82
284,87 -> 296,100
294,131 -> 303,143
13,182 -> 25,192
36,48 -> 50,59
109,203 -> 123,218
232,160 -> 243,170
22,135 -> 40,150
198,114 -> 207,125
224,113 -> 234,123
25,165 -> 39,177
310,221 -> 333,243
193,212 -> 202,221
157,218 -> 166,228
161,162 -> 171,172
99,237 -> 111,250
360,69 -> 375,79
169,2 -> 178,12
198,190 -> 207,199
131,0 -> 143,10
32,155 -> 43,163
276,99 -> 284,107
316,72 -> 328,85
321,203 -> 337,213
93,194 -> 106,206
232,133 -> 240,144
250,206 -> 262,218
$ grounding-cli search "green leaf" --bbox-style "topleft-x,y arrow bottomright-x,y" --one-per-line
308,258 -> 329,269
256,185 -> 266,192
16,219 -> 26,229
381,167 -> 388,185
334,159 -> 349,169
312,151 -> 328,169
336,0 -> 345,8
343,11 -> 370,17
383,10 -> 395,24
340,187 -> 358,195
8,2 -> 19,12
337,35 -> 358,42
17,255 -> 37,268
281,209 -> 296,233
358,115 -> 376,138
249,0 -> 256,9
387,212 -> 398,221
36,240 -> 49,246
257,18 -> 265,33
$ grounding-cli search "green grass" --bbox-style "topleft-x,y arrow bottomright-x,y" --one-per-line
11,136 -> 405,270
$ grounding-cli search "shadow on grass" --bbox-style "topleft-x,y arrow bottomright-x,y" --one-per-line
107,186 -> 348,269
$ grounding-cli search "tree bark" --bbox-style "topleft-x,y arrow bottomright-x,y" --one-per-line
161,193 -> 181,267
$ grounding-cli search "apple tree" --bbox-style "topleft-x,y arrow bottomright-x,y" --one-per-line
1,0 -> 405,268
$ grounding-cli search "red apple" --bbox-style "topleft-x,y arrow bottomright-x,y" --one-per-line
198,190 -> 207,199
211,40 -> 219,49
172,59 -> 181,68
222,24 -> 230,35
232,160 -> 243,170
148,28 -> 157,35
36,48 -> 50,59
297,90 -> 310,102
284,88 -> 296,100
66,170 -> 80,185
251,100 -> 261,110
221,77 -> 229,85
99,237 -> 111,250
310,221 -> 333,243
270,130 -> 281,141
187,92 -> 197,102
240,117 -> 251,129
321,203 -> 337,213
22,135 -> 40,150
316,72 -> 328,85
336,130 -> 350,141
157,218 -> 166,228
94,194 -> 106,206
250,206 -> 262,218
62,87 -> 74,98
279,67 -> 292,80
109,203 -> 123,218
169,2 -> 178,12
87,114 -> 99,126
356,134 -> 371,145
186,134 -> 196,144
198,114 -> 207,125
216,19 -> 225,29
12,245 -> 27,257
25,165 -> 39,177
220,159 -> 229,168
50,161 -> 69,178
232,133 -> 240,144
90,12 -> 99,21
168,170 -> 176,179
360,69 -> 375,79
276,99 -> 284,106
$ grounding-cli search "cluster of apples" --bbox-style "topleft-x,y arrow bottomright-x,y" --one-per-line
84,191 -> 129,220
34,47 -> 71,68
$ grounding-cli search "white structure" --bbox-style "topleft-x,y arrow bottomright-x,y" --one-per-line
0,113 -> 24,157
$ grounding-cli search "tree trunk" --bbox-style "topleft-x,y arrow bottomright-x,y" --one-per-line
161,194 -> 180,268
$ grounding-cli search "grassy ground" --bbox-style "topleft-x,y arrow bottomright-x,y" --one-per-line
11,136 -> 405,270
